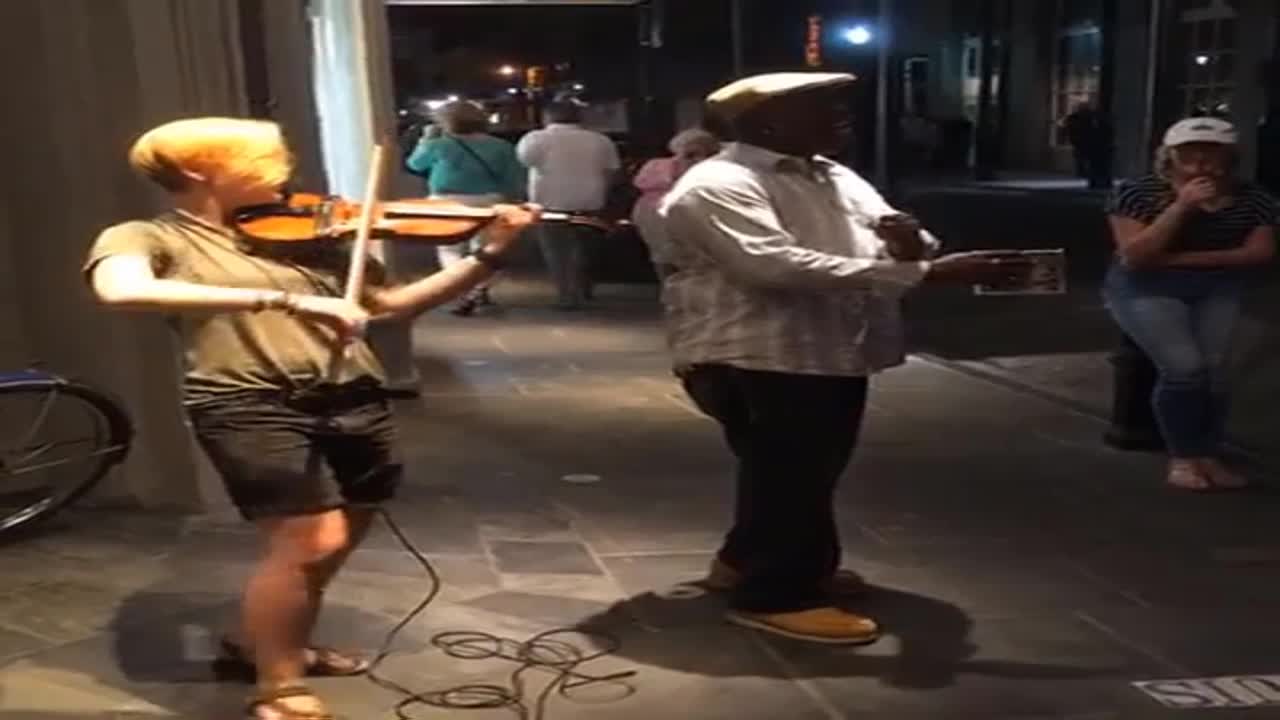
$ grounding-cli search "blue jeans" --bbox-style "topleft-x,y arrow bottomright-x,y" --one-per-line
1102,266 -> 1243,458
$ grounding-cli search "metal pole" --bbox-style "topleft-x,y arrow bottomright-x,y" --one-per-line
973,0 -> 996,180
730,0 -> 744,76
874,0 -> 892,188
1140,0 -> 1164,156
651,0 -> 664,49
1091,0 -> 1118,188
995,0 -> 1013,154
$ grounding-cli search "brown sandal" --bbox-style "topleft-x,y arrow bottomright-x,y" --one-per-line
219,636 -> 370,679
246,684 -> 334,720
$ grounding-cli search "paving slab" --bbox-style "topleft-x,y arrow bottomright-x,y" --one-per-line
3,279 -> 1279,718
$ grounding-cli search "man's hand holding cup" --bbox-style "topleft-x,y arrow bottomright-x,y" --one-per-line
875,213 -> 929,261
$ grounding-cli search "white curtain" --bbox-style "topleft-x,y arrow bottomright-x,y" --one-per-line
309,0 -> 381,198
309,0 -> 422,390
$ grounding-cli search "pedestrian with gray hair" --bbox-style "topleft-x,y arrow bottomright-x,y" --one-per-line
631,128 -> 722,278
517,101 -> 621,310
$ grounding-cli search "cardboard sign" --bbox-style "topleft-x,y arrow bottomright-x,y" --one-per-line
974,248 -> 1067,296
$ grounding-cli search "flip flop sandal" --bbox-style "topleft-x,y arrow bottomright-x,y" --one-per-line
1202,464 -> 1250,491
1167,464 -> 1215,492
246,684 -> 334,720
219,637 -> 371,679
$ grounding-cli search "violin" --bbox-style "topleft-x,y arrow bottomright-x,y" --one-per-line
235,191 -> 615,245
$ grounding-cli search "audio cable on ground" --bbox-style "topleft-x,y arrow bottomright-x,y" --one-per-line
362,507 -> 638,719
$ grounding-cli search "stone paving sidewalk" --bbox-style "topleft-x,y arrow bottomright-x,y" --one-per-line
2,282 -> 1280,719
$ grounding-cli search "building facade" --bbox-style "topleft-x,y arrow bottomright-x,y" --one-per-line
891,0 -> 1278,184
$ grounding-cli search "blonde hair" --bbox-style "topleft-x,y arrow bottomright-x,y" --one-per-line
128,117 -> 293,192
434,101 -> 489,135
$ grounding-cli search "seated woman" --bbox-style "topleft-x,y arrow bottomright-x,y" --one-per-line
1103,117 -> 1278,491
85,117 -> 538,719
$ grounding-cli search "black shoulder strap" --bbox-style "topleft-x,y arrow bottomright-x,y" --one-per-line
451,137 -> 505,189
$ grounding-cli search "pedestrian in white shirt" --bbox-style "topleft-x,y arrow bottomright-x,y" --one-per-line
660,73 -> 1029,645
516,102 -> 621,309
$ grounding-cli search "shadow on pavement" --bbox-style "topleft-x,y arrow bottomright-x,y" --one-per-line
577,583 -> 1117,689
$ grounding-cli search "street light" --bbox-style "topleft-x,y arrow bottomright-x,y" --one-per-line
498,64 -> 518,77
843,25 -> 873,46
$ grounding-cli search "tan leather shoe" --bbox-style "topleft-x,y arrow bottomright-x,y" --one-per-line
704,559 -> 867,596
727,607 -> 880,645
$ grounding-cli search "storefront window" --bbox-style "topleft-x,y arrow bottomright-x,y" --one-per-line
1171,0 -> 1238,117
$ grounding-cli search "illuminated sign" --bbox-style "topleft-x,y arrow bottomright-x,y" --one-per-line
526,66 -> 547,90
805,15 -> 822,68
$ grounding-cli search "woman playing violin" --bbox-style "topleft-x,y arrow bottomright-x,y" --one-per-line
84,117 -> 539,720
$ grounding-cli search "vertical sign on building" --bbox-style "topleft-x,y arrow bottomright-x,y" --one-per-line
806,15 -> 823,68
526,65 -> 546,91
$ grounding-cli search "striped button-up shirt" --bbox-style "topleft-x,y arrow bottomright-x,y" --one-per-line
658,142 -> 937,377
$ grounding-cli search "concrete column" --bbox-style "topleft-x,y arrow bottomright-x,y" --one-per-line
1110,0 -> 1158,179
1233,0 -> 1277,179
874,0 -> 893,188
930,1 -> 968,121
260,0 -> 329,191
731,0 -> 744,77
1002,0 -> 1054,169
309,0 -> 423,392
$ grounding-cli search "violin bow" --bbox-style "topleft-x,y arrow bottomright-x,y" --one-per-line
326,142 -> 388,381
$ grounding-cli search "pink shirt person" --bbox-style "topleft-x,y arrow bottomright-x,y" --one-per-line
631,129 -> 721,268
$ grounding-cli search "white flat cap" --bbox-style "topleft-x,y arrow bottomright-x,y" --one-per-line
706,72 -> 856,123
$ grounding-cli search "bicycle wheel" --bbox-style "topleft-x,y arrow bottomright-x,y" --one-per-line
0,370 -> 133,541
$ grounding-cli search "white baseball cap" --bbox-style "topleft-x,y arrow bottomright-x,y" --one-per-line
1163,117 -> 1238,147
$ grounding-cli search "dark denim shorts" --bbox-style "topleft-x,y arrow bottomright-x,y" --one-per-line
187,382 -> 403,521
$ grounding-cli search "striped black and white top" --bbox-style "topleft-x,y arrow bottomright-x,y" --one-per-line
657,143 -> 937,378
1106,175 -> 1278,254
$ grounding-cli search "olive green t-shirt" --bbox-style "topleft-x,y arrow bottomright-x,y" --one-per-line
84,211 -> 390,405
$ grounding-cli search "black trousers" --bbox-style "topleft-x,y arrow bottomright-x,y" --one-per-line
1072,147 -> 1092,179
682,364 -> 869,613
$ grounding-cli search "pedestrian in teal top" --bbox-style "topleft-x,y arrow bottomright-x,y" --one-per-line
406,101 -> 525,315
